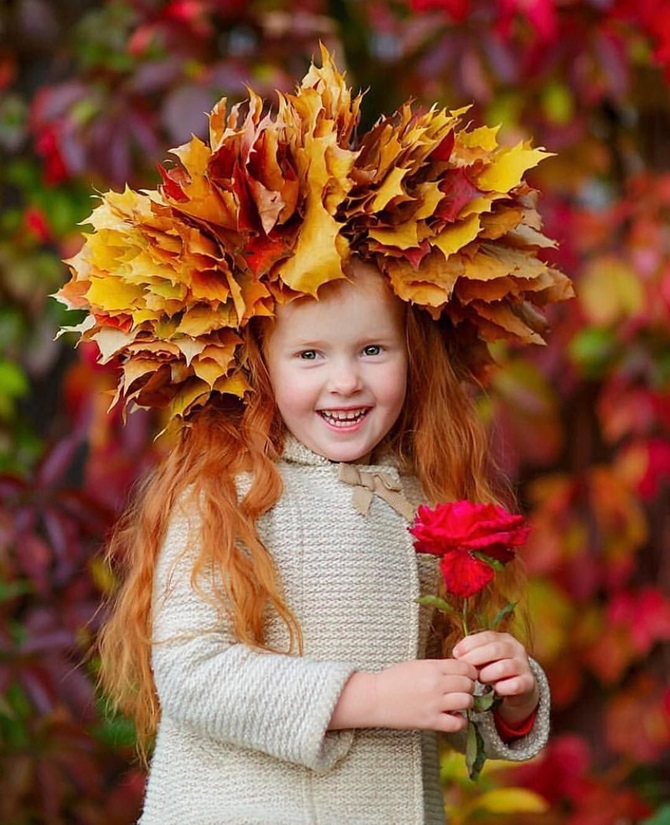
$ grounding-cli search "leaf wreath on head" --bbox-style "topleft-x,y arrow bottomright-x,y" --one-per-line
55,45 -> 573,423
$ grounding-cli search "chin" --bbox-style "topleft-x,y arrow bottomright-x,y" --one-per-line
316,441 -> 374,464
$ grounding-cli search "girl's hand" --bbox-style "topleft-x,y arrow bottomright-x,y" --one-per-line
329,659 -> 477,733
452,631 -> 540,726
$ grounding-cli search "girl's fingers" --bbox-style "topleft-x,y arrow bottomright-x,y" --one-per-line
453,633 -> 526,669
437,659 -> 478,680
477,657 -> 529,684
439,692 -> 474,713
434,712 -> 468,734
440,675 -> 476,695
453,630 -> 508,656
455,643 -> 515,669
484,673 -> 535,696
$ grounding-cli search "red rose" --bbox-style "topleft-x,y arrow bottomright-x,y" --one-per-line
410,500 -> 529,599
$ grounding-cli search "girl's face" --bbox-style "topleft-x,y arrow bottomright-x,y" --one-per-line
265,266 -> 408,463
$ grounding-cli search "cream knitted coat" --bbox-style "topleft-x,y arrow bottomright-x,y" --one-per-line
140,437 -> 550,825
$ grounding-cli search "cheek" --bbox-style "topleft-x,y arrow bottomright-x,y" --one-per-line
272,366 -> 317,416
392,359 -> 409,400
378,362 -> 408,413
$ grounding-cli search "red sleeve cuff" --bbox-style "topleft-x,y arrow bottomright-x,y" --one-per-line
493,706 -> 538,743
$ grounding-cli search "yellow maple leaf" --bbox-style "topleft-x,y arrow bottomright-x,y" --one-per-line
471,300 -> 546,344
170,134 -> 212,188
191,354 -> 230,388
190,269 -> 232,303
213,371 -> 251,398
462,249 -> 513,282
236,272 -> 273,323
476,142 -> 550,194
147,280 -> 188,302
479,207 -> 525,240
120,358 -> 161,393
431,214 -> 481,257
456,276 -> 522,305
86,277 -> 143,313
370,165 -> 411,212
90,327 -> 136,363
178,304 -> 237,336
506,224 -> 557,248
200,335 -> 239,366
277,199 -> 347,294
412,182 -> 445,221
171,337 -> 206,366
125,340 -> 182,358
464,243 -> 547,281
130,308 -> 165,326
207,96 -> 229,152
168,377 -> 212,419
54,274 -> 90,311
540,267 -> 575,302
384,251 -> 464,306
457,123 -> 500,152
368,221 -> 420,250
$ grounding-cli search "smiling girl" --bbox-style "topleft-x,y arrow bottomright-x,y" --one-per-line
57,52 -> 571,825
265,262 -> 408,464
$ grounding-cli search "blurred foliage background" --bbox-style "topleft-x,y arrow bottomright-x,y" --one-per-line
1,1 -> 669,823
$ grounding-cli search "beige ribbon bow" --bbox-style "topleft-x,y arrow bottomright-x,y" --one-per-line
338,463 -> 417,523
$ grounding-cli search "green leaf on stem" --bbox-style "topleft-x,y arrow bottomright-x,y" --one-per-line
472,551 -> 506,571
489,601 -> 517,629
465,718 -> 487,781
417,594 -> 458,615
473,691 -> 499,712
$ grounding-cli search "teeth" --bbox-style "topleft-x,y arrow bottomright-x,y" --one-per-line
320,409 -> 367,425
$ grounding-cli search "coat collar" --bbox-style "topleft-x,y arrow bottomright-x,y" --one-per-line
280,432 -> 398,473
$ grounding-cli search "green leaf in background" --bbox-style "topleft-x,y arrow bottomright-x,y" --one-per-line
0,360 -> 28,399
643,804 -> 670,825
93,711 -> 138,750
568,327 -> 619,378
541,80 -> 575,125
0,684 -> 32,750
0,580 -> 31,602
0,359 -> 28,419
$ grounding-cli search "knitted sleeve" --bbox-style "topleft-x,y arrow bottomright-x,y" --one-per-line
150,503 -> 357,773
445,658 -> 551,761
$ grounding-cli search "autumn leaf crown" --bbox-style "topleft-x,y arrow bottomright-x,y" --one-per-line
56,46 -> 573,421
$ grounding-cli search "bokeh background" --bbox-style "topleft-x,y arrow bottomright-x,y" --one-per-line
1,1 -> 669,823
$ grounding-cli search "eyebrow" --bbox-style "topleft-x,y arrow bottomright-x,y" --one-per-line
287,332 -> 401,349
286,338 -> 325,349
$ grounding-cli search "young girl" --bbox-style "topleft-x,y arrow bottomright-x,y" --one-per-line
58,51 -> 569,825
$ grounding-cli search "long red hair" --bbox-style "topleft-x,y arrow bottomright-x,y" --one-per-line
97,284 -> 523,762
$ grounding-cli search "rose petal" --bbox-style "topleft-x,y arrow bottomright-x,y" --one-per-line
440,551 -> 495,598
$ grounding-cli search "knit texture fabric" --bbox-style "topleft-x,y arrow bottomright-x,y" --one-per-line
140,437 -> 550,824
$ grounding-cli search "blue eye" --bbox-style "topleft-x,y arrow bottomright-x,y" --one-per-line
299,350 -> 318,360
362,345 -> 382,356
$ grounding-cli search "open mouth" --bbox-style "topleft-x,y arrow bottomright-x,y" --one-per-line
318,408 -> 370,428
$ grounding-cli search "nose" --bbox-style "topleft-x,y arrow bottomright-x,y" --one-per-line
327,358 -> 363,395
